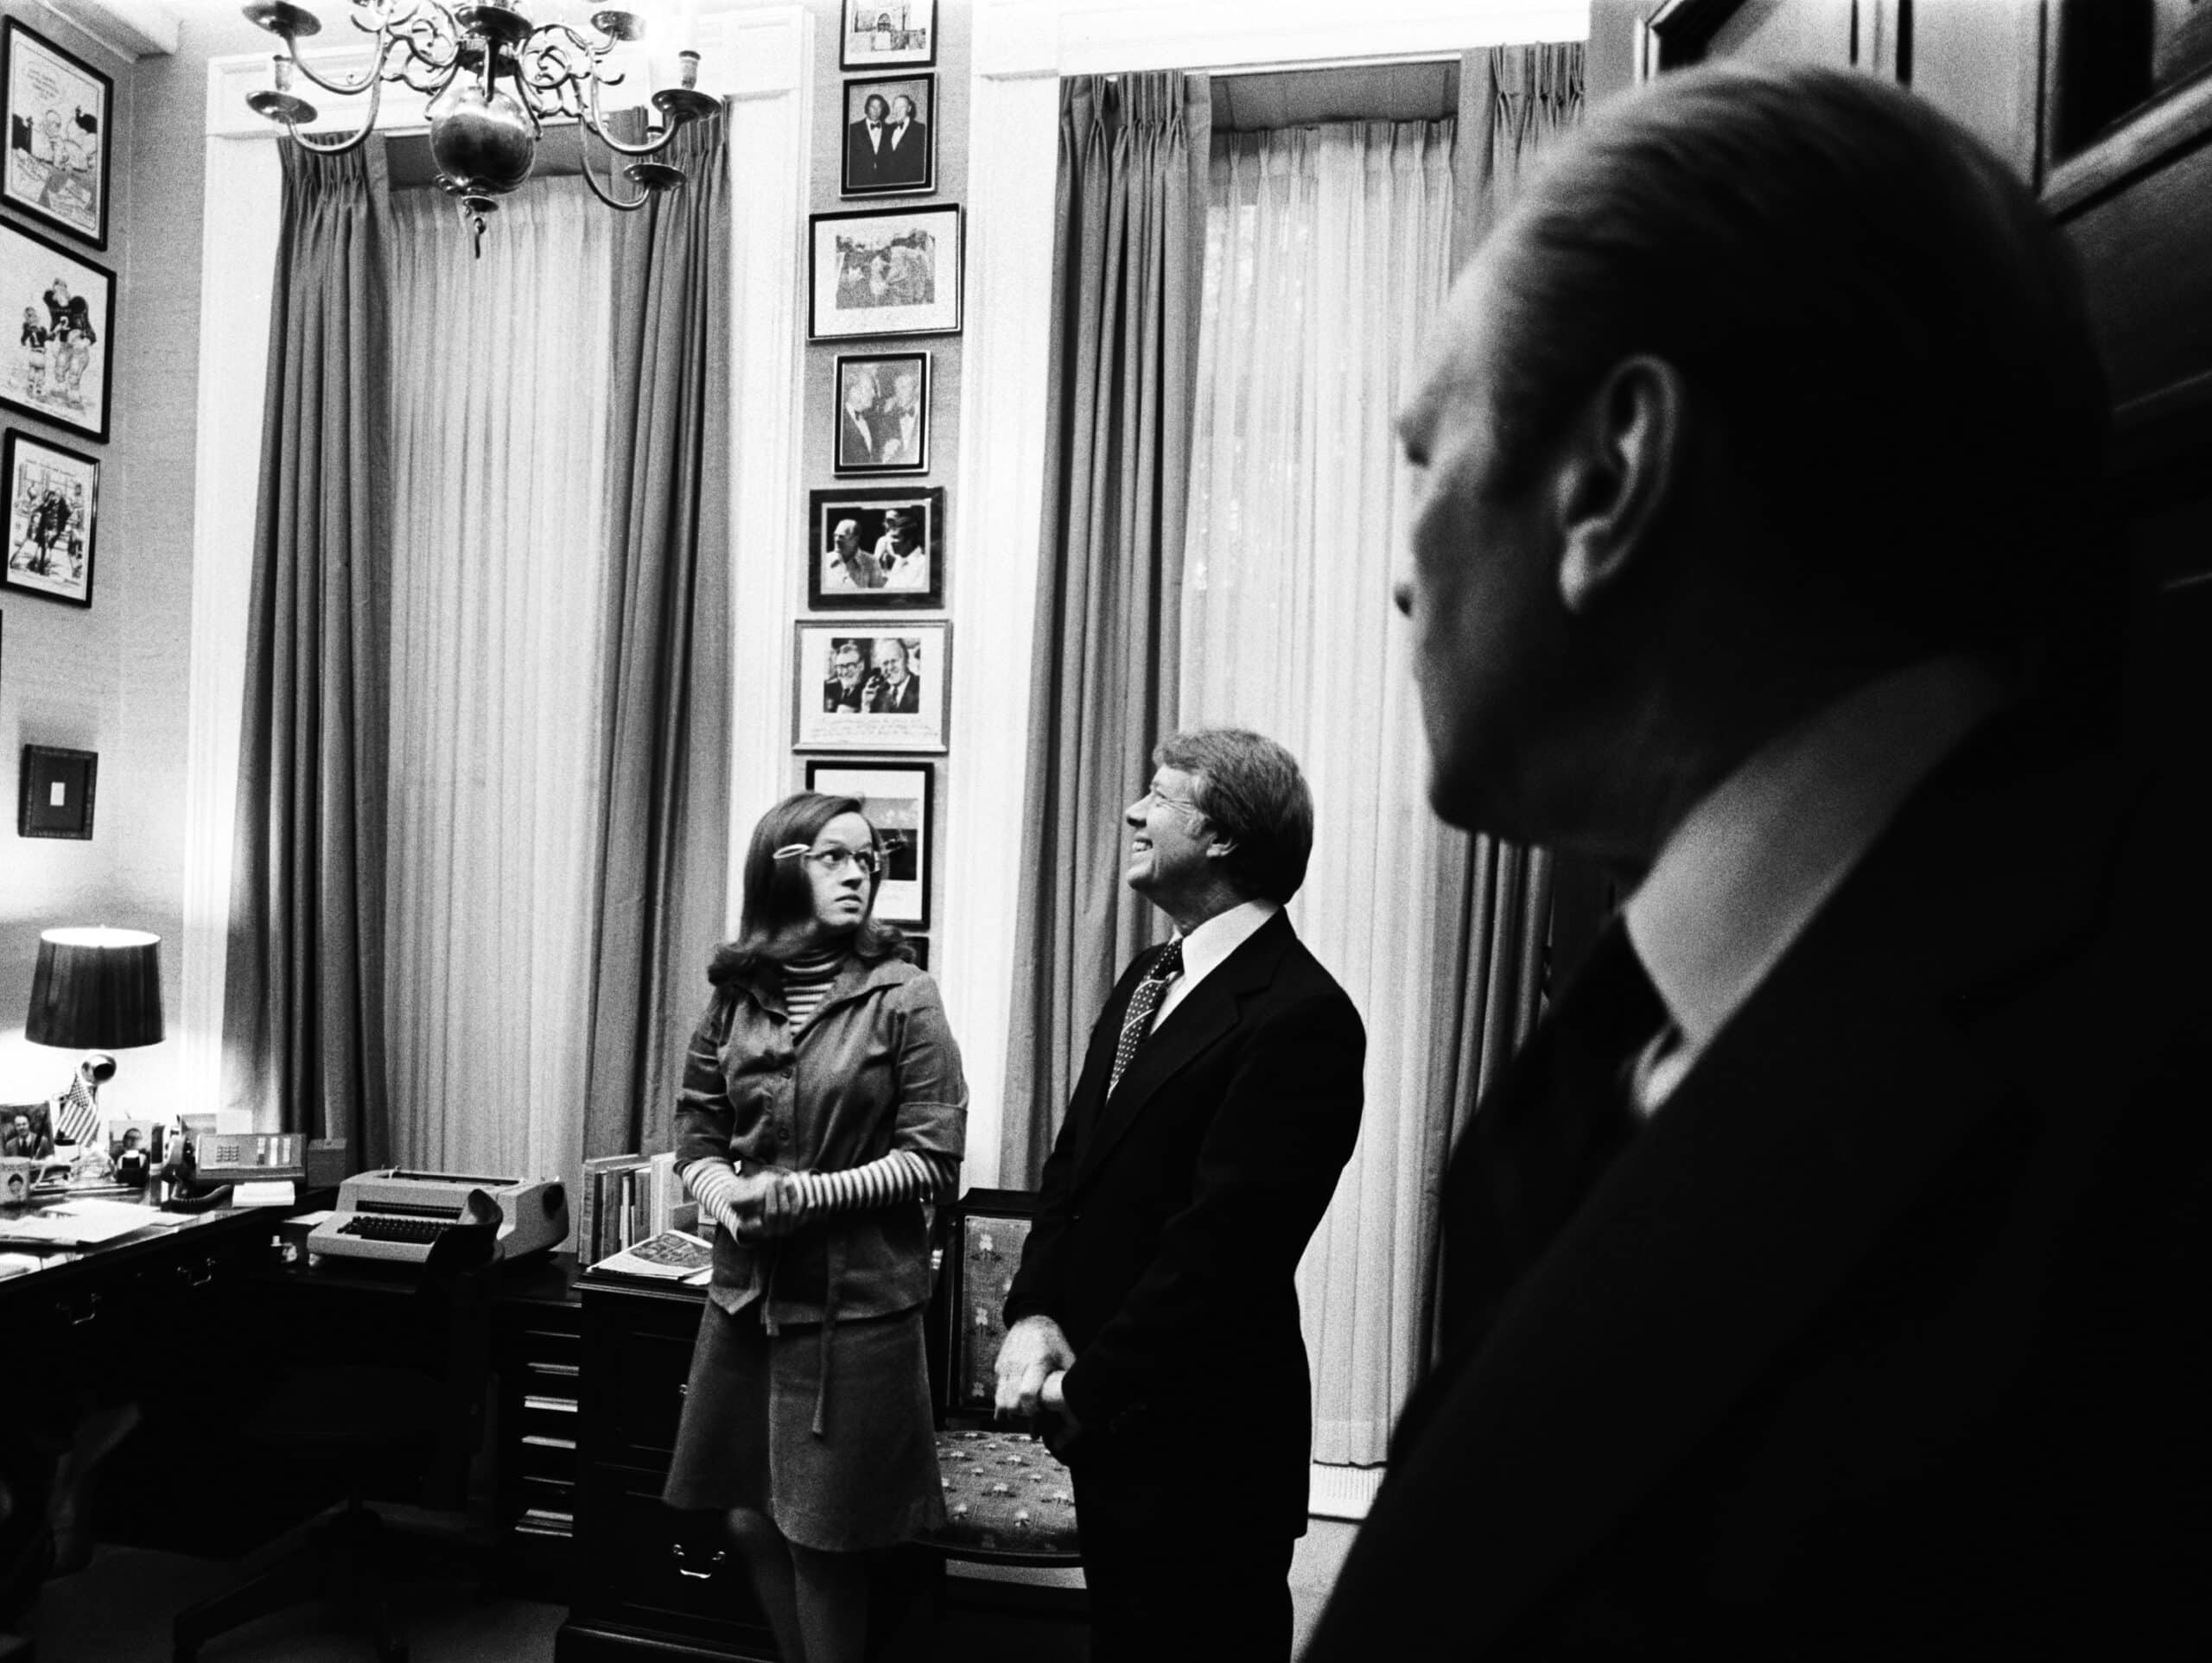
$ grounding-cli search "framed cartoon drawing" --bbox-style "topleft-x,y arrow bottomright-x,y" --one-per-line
808,485 -> 944,610
806,760 -> 933,928
833,351 -> 930,476
810,204 -> 962,340
795,621 -> 950,753
841,0 -> 936,70
842,73 -> 937,197
2,20 -> 111,250
0,219 -> 111,442
2,428 -> 97,606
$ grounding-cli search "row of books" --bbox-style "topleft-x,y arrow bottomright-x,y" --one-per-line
578,1151 -> 709,1279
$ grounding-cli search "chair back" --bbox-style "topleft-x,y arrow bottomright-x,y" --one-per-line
413,1222 -> 504,1509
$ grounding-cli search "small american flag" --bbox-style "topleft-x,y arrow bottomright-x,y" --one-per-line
53,1072 -> 99,1146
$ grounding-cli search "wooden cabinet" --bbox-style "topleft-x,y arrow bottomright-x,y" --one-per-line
556,1277 -> 779,1663
495,1257 -> 588,1598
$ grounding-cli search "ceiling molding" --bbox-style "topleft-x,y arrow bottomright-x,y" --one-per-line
37,0 -> 181,62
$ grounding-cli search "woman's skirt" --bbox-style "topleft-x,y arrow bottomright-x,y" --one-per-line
661,1299 -> 946,1552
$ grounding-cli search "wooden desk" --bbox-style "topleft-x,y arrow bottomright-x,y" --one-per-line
245,1247 -> 586,1600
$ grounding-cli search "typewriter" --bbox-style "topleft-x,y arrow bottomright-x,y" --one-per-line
308,1168 -> 569,1266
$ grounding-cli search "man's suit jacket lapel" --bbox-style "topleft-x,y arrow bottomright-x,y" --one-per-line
1071,912 -> 1293,1192
1386,724 -> 2141,1657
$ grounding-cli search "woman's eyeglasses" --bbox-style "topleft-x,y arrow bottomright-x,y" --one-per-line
774,842 -> 881,878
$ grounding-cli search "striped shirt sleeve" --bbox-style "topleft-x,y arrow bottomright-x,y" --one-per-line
681,1156 -> 747,1233
789,1148 -> 958,1217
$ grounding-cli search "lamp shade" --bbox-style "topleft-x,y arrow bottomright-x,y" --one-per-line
27,927 -> 165,1049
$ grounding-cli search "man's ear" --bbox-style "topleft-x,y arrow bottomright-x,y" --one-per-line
1205,835 -> 1238,862
1554,354 -> 1691,616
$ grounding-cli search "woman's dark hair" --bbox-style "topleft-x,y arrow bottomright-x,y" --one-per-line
709,792 -> 906,986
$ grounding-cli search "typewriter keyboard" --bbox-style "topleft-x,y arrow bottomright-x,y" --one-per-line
336,1216 -> 454,1244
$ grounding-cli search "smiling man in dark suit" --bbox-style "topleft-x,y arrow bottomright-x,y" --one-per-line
995,727 -> 1364,1662
1306,62 -> 2212,1662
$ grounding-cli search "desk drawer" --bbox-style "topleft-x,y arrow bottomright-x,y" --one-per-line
581,1283 -> 702,1466
577,1462 -> 774,1648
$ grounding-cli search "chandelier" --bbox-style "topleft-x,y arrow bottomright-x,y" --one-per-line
242,1 -> 722,251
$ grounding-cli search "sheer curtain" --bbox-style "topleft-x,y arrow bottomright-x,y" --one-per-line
1181,119 -> 1459,1466
385,181 -> 613,1196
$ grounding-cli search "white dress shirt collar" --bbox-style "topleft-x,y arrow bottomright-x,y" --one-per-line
1154,898 -> 1281,1028
1623,654 -> 2011,1108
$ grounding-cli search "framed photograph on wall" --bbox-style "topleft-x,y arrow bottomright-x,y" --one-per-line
809,485 -> 944,609
795,620 -> 950,753
842,73 -> 937,196
806,760 -> 933,927
2,429 -> 97,606
2,20 -> 111,250
810,203 -> 961,340
18,742 -> 95,839
841,0 -> 936,70
0,219 -> 112,441
833,350 -> 930,476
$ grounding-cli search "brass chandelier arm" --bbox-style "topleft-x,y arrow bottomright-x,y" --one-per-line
271,31 -> 404,99
577,69 -> 690,158
573,121 -> 657,212
271,70 -> 388,154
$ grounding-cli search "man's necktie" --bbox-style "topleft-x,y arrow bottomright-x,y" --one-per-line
1107,939 -> 1184,1098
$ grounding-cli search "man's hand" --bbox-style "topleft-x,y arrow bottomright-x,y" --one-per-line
994,1315 -> 1076,1418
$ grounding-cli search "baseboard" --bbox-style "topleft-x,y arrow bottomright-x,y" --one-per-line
1307,1463 -> 1384,1522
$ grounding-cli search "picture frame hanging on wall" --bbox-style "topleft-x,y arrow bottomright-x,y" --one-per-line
841,0 -> 936,71
0,219 -> 112,442
810,204 -> 961,340
805,759 -> 933,928
1,19 -> 111,251
796,620 -> 950,753
18,743 -> 95,839
2,428 -> 98,606
842,73 -> 938,197
808,484 -> 945,610
832,351 -> 931,477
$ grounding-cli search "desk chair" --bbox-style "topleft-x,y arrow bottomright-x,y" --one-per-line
172,1223 -> 505,1663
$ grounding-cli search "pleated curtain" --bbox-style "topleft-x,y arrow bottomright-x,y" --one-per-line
1180,117 -> 1462,1467
385,181 -> 614,1198
223,139 -> 395,1160
1001,72 -> 1211,1185
1421,43 -> 1586,1370
582,115 -> 734,1161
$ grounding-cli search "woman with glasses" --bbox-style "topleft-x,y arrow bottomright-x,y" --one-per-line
664,791 -> 967,1663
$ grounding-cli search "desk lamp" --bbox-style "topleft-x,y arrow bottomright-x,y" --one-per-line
26,927 -> 165,1158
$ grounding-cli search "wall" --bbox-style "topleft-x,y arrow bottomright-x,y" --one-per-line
786,0 -> 969,964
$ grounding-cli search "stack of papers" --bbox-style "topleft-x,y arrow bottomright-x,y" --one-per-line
0,1196 -> 160,1246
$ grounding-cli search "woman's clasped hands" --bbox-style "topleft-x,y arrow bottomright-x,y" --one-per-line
721,1166 -> 804,1242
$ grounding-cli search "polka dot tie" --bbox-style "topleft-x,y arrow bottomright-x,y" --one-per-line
1107,939 -> 1185,1099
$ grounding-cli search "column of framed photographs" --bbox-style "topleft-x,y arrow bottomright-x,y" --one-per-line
798,2 -> 951,957
0,17 -> 114,615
